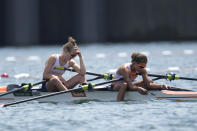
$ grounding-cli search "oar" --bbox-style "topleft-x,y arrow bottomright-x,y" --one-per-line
55,67 -> 103,76
151,77 -> 163,81
56,67 -> 197,81
148,73 -> 197,81
0,80 -> 47,97
2,78 -> 123,107
54,67 -> 114,80
87,76 -> 104,82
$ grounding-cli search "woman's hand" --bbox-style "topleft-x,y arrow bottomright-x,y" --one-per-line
136,67 -> 147,75
137,87 -> 147,95
73,46 -> 82,57
161,84 -> 171,90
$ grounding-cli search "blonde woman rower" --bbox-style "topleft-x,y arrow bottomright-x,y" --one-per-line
42,37 -> 86,92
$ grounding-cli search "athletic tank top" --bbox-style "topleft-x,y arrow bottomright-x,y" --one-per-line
51,54 -> 70,76
114,63 -> 138,82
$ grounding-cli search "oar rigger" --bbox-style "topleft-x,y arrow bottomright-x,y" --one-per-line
80,83 -> 95,90
166,73 -> 180,81
148,73 -> 183,81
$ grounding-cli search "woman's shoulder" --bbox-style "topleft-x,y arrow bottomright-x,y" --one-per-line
47,54 -> 58,62
121,63 -> 130,69
118,64 -> 129,72
49,54 -> 58,58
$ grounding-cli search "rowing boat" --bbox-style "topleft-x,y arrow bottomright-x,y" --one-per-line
0,85 -> 197,103
0,71 -> 196,106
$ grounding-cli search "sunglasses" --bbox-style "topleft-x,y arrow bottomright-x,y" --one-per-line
137,64 -> 146,69
138,66 -> 145,68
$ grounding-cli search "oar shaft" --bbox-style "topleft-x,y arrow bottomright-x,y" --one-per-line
148,74 -> 166,78
57,67 -> 197,81
87,76 -> 103,82
148,73 -> 197,81
86,72 -> 103,77
3,88 -> 79,107
95,79 -> 123,86
179,77 -> 197,81
55,67 -> 104,77
32,80 -> 47,86
152,77 -> 163,81
81,78 -> 123,90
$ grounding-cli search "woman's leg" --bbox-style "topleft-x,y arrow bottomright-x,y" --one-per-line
113,82 -> 128,101
46,77 -> 68,92
64,73 -> 86,89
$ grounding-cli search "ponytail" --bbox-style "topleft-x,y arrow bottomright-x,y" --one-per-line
62,37 -> 78,52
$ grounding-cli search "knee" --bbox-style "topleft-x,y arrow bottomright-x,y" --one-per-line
77,73 -> 85,79
121,83 -> 128,90
122,82 -> 127,87
50,77 -> 60,84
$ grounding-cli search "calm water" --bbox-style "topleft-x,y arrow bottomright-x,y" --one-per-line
0,41 -> 197,131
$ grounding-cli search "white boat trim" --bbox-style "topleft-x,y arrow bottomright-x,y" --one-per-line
1,89 -> 197,103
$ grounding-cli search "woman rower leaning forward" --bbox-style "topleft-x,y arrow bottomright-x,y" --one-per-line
42,37 -> 86,92
112,52 -> 170,101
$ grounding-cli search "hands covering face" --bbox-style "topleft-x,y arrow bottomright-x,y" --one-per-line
135,63 -> 147,74
70,46 -> 81,58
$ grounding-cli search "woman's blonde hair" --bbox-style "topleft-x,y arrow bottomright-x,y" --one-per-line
62,37 -> 77,52
131,52 -> 147,64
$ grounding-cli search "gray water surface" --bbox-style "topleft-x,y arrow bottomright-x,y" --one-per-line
0,42 -> 197,131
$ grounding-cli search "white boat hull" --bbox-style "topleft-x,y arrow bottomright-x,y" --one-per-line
1,89 -> 197,103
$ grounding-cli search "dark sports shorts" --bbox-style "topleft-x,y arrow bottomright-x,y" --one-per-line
41,80 -> 47,92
